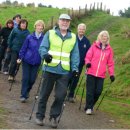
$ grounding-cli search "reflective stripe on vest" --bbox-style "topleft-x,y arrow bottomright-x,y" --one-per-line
44,30 -> 76,71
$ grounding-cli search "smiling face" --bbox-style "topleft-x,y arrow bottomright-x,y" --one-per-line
20,22 -> 27,30
7,23 -> 14,28
35,23 -> 44,33
101,34 -> 109,44
15,16 -> 21,24
77,24 -> 86,37
58,19 -> 70,31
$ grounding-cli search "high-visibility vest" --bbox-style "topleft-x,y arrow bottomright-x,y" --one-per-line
44,30 -> 76,71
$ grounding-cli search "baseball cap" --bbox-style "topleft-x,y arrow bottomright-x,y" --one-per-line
59,14 -> 72,20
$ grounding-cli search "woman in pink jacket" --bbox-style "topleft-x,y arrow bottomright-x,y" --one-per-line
85,30 -> 115,115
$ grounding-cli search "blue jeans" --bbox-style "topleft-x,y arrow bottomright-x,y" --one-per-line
85,74 -> 104,110
21,61 -> 39,98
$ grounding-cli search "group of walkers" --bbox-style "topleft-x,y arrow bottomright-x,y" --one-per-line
0,13 -> 115,128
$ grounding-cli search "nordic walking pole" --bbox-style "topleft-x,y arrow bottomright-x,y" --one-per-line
79,81 -> 85,110
29,62 -> 47,120
96,82 -> 112,111
74,76 -> 84,99
9,63 -> 20,91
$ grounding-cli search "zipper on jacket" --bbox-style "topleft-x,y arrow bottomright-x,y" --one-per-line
96,50 -> 103,76
102,52 -> 105,61
60,40 -> 64,62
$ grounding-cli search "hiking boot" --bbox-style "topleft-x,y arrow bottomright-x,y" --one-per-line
35,118 -> 44,126
8,75 -> 14,81
50,118 -> 58,128
86,109 -> 92,115
20,97 -> 26,103
68,97 -> 75,103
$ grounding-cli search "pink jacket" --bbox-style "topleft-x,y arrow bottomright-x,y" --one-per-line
85,41 -> 114,78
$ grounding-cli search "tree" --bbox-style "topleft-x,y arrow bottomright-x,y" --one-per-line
119,7 -> 130,18
12,1 -> 18,6
27,3 -> 35,7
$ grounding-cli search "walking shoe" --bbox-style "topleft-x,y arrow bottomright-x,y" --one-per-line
86,109 -> 92,115
20,97 -> 26,103
3,71 -> 8,75
8,75 -> 14,81
50,118 -> 58,128
35,118 -> 44,126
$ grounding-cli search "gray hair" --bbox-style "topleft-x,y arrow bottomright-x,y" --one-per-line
77,23 -> 86,30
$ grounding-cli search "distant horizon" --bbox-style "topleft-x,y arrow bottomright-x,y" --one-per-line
0,0 -> 130,16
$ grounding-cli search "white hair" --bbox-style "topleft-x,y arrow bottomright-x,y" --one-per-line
77,23 -> 86,30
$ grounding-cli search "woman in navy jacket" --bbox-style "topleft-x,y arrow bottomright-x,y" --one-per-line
18,20 -> 45,102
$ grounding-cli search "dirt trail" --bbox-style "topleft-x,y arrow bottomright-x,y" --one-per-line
0,71 -> 121,129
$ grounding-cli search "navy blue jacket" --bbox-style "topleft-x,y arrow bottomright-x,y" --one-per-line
77,35 -> 91,65
19,32 -> 44,65
8,27 -> 30,52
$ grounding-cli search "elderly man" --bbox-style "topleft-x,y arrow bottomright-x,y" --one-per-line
67,23 -> 91,102
35,14 -> 79,128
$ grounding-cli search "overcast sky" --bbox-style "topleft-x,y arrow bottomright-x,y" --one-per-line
0,0 -> 130,16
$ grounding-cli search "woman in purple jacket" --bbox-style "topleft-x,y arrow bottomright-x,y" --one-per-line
18,20 -> 45,102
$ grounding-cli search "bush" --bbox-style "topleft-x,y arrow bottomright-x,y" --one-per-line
122,50 -> 130,64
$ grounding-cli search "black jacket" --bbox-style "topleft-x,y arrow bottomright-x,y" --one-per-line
0,27 -> 13,49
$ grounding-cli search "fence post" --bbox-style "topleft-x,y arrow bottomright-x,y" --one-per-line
90,3 -> 92,11
97,2 -> 99,10
85,4 -> 87,15
100,2 -> 102,11
71,8 -> 74,19
51,16 -> 54,28
79,6 -> 81,16
93,2 -> 95,10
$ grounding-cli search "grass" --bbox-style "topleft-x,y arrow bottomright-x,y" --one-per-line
0,7 -> 67,32
0,107 -> 8,128
96,97 -> 130,128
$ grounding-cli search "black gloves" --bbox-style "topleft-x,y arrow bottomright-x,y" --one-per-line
110,75 -> 115,82
44,54 -> 53,63
72,70 -> 79,77
86,63 -> 91,68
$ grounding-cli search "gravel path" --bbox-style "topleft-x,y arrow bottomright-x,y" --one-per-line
0,71 -> 120,129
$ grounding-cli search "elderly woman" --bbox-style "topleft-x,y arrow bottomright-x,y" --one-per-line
84,30 -> 115,114
18,20 -> 45,102
8,19 -> 30,81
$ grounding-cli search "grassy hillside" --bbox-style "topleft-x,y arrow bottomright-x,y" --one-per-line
0,7 -> 67,32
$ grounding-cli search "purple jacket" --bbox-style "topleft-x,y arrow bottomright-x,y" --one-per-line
19,32 -> 44,65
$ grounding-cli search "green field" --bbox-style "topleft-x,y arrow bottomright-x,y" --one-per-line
0,7 -> 130,128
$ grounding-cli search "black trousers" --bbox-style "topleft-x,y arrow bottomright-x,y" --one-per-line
85,74 -> 104,110
0,45 -> 6,71
68,63 -> 84,98
36,71 -> 69,120
9,51 -> 18,76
